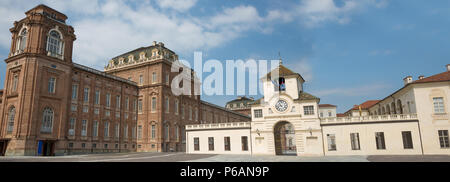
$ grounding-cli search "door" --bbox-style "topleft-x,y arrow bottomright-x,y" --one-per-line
38,140 -> 55,156
0,140 -> 7,156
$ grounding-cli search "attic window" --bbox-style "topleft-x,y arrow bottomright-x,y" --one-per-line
272,77 -> 286,91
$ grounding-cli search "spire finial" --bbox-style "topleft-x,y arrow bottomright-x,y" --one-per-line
278,51 -> 282,65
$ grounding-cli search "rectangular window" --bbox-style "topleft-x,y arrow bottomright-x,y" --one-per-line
139,75 -> 143,85
402,131 -> 413,149
93,120 -> 98,137
327,134 -> 336,151
208,137 -> 214,151
95,90 -> 100,105
83,106 -> 89,113
125,97 -> 129,110
68,118 -> 75,136
116,95 -> 121,109
138,125 -> 142,139
224,137 -> 231,151
132,125 -> 136,138
433,97 -> 445,114
12,75 -> 18,92
104,121 -> 109,137
138,99 -> 143,112
71,84 -> 78,100
241,136 -> 248,151
81,120 -> 87,136
254,109 -> 263,118
106,93 -> 111,107
165,97 -> 169,113
189,106 -> 192,120
304,106 -> 315,115
151,125 -> 156,139
105,110 -> 110,117
115,123 -> 119,138
133,99 -> 137,111
83,87 -> 89,103
115,112 -> 120,118
48,77 -> 56,93
71,104 -> 77,112
94,108 -> 99,115
175,126 -> 179,141
152,72 -> 157,83
375,132 -> 386,150
165,73 -> 170,85
350,133 -> 360,150
438,130 -> 449,148
124,124 -> 128,139
194,137 -> 200,151
175,100 -> 179,115
152,97 -> 157,112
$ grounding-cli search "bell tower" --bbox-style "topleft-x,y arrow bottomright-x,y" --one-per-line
0,4 -> 75,156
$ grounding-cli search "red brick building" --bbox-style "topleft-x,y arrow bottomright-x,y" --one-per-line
0,4 -> 249,156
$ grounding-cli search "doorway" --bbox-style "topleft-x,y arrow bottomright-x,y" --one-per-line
37,140 -> 55,156
274,121 -> 297,155
0,140 -> 9,156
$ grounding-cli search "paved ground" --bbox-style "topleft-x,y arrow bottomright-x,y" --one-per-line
0,152 -> 449,162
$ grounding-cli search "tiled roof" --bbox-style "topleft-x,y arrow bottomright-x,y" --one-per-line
296,92 -> 320,101
411,71 -> 450,84
336,113 -> 346,117
319,104 -> 336,108
263,64 -> 305,82
347,100 -> 380,112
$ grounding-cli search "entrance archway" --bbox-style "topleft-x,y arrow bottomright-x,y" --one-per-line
274,121 -> 297,155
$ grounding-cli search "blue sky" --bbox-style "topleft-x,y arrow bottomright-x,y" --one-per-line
0,0 -> 449,113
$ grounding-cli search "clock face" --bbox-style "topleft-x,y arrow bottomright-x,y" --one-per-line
275,100 -> 289,112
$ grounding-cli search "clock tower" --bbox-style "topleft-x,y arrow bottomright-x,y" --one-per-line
250,62 -> 324,156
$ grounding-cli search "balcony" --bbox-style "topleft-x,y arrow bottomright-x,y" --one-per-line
186,122 -> 251,131
320,113 -> 418,125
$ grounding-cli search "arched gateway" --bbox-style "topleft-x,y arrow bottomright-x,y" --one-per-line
274,121 -> 297,155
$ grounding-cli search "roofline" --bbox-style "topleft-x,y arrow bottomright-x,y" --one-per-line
111,45 -> 176,60
73,63 -> 138,86
201,101 -> 251,119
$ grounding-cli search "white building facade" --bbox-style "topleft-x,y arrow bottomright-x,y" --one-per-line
186,64 -> 450,156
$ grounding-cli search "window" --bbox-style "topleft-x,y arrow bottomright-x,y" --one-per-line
83,106 -> 89,113
350,133 -> 360,150
151,97 -> 157,112
320,112 -> 323,117
106,93 -> 111,107
433,97 -> 445,114
48,77 -> 56,93
71,104 -> 77,112
94,108 -> 99,115
274,77 -> 286,91
81,120 -> 87,136
224,137 -> 231,151
138,99 -> 143,113
92,143 -> 97,148
165,73 -> 170,85
68,143 -> 73,148
438,130 -> 449,148
151,125 -> 156,139
327,134 -> 336,151
195,109 -> 198,121
254,109 -> 263,118
105,110 -> 110,117
125,97 -> 129,110
165,97 -> 169,113
93,120 -> 98,137
132,125 -> 136,138
133,99 -> 137,111
138,125 -> 142,139
241,136 -> 248,151
81,143 -> 86,148
123,124 -> 128,139
40,108 -> 54,133
46,30 -> 63,57
7,107 -> 16,133
208,137 -> 214,151
304,106 -> 314,115
94,90 -> 100,105
189,106 -> 192,120
194,137 -> 200,151
17,28 -> 27,52
11,74 -> 18,92
115,123 -> 119,138
375,132 -> 386,150
139,75 -> 143,85
165,125 -> 170,141
175,99 -> 179,115
116,95 -> 121,109
71,84 -> 78,100
175,126 -> 179,141
402,131 -> 413,149
152,72 -> 157,83
328,111 -> 332,117
104,144 -> 108,149
104,121 -> 109,137
68,118 -> 75,136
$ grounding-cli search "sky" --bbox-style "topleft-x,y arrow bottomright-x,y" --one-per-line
0,0 -> 449,113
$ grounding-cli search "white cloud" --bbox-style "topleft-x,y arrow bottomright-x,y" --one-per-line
155,0 -> 197,12
313,83 -> 390,97
286,58 -> 313,81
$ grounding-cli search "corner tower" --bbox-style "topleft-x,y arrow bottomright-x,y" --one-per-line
0,4 -> 76,156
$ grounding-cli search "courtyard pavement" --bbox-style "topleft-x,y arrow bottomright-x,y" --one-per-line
0,152 -> 449,162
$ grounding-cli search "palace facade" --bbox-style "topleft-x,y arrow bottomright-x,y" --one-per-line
0,5 -> 249,156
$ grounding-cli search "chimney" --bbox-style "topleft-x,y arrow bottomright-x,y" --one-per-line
152,41 -> 157,46
447,64 -> 450,72
418,75 -> 424,80
403,76 -> 413,85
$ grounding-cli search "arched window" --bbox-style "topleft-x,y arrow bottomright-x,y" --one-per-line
391,102 -> 396,114
41,108 -> 54,133
7,106 -> 16,133
46,30 -> 63,57
164,124 -> 170,141
17,28 -> 27,52
397,100 -> 403,114
386,105 -> 391,115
